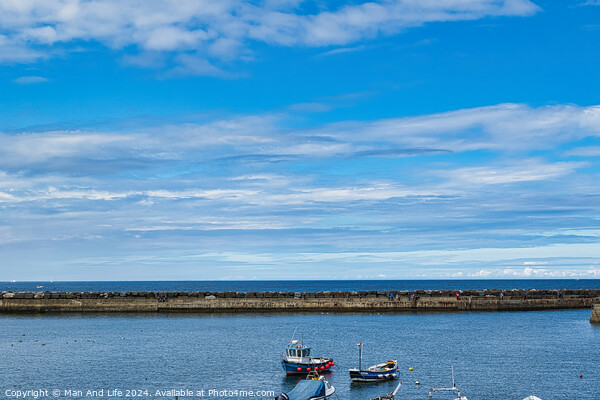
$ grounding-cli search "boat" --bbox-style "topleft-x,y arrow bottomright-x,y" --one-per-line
349,342 -> 398,382
428,368 -> 467,400
368,381 -> 403,400
275,371 -> 336,400
428,386 -> 467,400
281,334 -> 334,375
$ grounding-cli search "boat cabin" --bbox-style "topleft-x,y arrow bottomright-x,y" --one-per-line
285,340 -> 311,360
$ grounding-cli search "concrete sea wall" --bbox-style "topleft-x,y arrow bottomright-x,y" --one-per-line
1,289 -> 599,314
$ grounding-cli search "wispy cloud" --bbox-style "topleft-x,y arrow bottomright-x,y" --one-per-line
317,45 -> 369,57
442,160 -> 587,185
2,102 -> 600,279
13,75 -> 48,84
0,0 -> 540,74
576,0 -> 600,6
565,146 -> 600,157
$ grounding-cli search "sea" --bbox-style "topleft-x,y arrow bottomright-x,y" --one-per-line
1,279 -> 600,293
1,280 -> 599,400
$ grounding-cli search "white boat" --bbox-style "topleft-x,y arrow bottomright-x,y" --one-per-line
368,381 -> 403,400
428,368 -> 467,400
429,387 -> 467,400
275,371 -> 335,400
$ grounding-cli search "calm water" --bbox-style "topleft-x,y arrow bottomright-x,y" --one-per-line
1,279 -> 599,293
1,310 -> 598,400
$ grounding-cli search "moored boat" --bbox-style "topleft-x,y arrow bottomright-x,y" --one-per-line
275,371 -> 336,400
368,381 -> 403,400
349,342 -> 398,382
428,386 -> 467,400
428,368 -> 467,400
281,336 -> 334,375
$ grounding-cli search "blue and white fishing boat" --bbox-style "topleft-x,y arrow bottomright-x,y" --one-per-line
275,371 -> 335,400
281,333 -> 334,375
349,343 -> 398,382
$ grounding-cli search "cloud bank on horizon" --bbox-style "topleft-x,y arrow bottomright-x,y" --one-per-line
1,0 -> 600,280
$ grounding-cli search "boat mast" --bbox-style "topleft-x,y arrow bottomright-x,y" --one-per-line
290,327 -> 298,343
358,342 -> 363,371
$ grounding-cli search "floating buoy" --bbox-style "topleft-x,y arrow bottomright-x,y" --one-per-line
409,367 -> 414,371
297,367 -> 302,372
331,362 -> 335,366
307,368 -> 311,371
580,374 -> 583,379
320,366 -> 325,370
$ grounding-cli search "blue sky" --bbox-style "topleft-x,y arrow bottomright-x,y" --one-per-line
1,0 -> 600,280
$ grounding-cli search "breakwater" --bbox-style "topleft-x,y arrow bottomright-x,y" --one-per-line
591,304 -> 600,324
1,289 -> 599,313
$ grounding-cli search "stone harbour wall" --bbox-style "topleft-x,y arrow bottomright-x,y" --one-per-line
591,304 -> 600,324
0,289 -> 599,314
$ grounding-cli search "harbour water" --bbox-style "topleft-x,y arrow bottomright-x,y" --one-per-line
1,309 -> 598,400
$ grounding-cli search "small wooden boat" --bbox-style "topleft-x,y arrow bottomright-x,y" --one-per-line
275,371 -> 336,400
281,333 -> 334,375
349,343 -> 398,382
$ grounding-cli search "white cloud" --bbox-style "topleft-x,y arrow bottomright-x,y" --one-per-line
318,103 -> 600,152
565,146 -> 600,157
0,0 -> 540,71
14,75 -> 48,84
577,0 -> 600,5
317,45 -> 368,57
2,102 -> 600,279
442,159 -> 586,185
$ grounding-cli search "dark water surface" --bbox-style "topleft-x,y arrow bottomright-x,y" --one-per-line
1,279 -> 599,293
1,310 -> 598,400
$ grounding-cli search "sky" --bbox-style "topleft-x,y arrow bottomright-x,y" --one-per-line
1,0 -> 600,281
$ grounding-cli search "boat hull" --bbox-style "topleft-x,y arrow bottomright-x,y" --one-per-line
349,361 -> 398,382
281,358 -> 334,375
